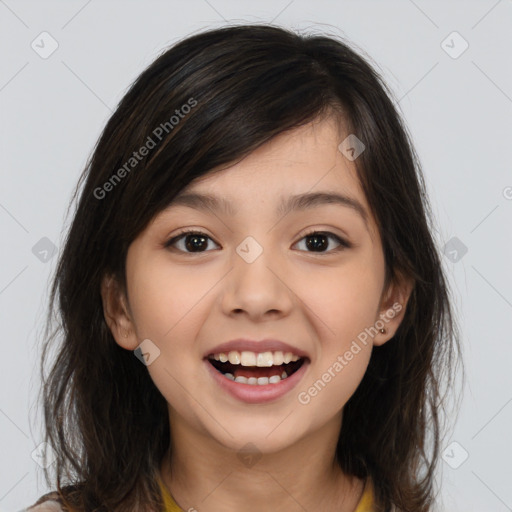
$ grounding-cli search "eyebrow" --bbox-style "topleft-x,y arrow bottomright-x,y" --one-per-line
167,191 -> 369,228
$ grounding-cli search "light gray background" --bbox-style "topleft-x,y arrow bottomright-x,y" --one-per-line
1,1 -> 511,511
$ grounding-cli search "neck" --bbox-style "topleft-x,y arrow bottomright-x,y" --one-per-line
159,411 -> 364,512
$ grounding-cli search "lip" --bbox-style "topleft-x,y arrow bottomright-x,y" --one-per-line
204,357 -> 310,404
204,338 -> 310,358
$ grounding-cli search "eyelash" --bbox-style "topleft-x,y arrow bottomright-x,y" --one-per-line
164,228 -> 351,254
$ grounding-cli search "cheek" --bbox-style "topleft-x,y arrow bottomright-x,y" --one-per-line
305,348 -> 372,419
295,254 -> 382,414
294,257 -> 383,343
126,258 -> 208,411
127,256 -> 213,342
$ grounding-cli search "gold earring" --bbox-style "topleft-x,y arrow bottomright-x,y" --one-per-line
123,330 -> 129,338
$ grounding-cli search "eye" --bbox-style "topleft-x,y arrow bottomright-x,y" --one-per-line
164,230 -> 220,253
293,230 -> 350,253
164,229 -> 351,254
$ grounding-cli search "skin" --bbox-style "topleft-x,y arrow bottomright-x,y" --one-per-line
102,115 -> 412,512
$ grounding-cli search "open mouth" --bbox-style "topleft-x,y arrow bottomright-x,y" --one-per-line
207,353 -> 307,386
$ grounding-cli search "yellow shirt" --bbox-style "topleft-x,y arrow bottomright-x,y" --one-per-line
157,475 -> 375,511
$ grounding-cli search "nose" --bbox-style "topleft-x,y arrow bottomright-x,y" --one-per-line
220,238 -> 294,321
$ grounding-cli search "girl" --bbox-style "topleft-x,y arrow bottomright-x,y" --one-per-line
27,23 -> 461,512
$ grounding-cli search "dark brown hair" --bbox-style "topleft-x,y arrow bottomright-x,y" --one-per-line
33,23 -> 462,511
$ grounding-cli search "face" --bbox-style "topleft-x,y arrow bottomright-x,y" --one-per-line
103,116 -> 409,454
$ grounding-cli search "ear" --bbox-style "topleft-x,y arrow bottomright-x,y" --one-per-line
100,274 -> 139,350
373,271 -> 414,347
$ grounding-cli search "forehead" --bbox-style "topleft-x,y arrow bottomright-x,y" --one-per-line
186,118 -> 365,201
162,118 -> 378,241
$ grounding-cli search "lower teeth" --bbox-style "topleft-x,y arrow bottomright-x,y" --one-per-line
222,371 -> 288,385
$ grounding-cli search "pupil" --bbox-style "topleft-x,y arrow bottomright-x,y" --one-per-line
183,234 -> 328,252
306,234 -> 327,251
185,234 -> 207,252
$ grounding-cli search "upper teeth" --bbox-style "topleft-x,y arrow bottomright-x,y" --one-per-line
211,351 -> 301,366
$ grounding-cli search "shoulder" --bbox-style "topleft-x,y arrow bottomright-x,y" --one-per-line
24,491 -> 67,512
354,475 -> 375,512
